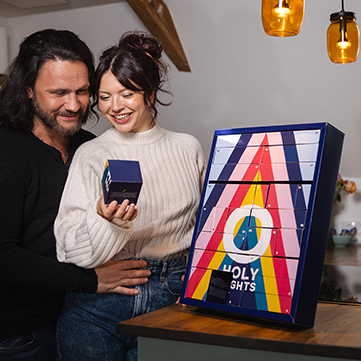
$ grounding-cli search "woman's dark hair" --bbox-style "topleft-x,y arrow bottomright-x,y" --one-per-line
93,31 -> 171,121
0,29 -> 96,130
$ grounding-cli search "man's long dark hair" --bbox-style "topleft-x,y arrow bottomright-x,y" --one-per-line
0,29 -> 96,130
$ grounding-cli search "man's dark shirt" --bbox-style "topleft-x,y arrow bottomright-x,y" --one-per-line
0,125 -> 97,341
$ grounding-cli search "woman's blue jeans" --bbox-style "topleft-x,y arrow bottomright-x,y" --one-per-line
56,256 -> 186,361
0,321 -> 56,360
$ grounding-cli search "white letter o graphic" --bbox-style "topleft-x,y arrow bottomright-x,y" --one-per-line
223,205 -> 273,264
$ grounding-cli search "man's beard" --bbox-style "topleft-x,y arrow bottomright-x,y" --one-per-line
31,94 -> 89,136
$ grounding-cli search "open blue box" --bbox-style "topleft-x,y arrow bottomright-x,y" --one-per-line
102,160 -> 143,205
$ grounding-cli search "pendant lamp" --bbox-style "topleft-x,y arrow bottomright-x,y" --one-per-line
262,0 -> 304,37
327,0 -> 360,64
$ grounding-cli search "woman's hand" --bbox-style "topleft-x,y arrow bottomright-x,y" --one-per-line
97,196 -> 138,223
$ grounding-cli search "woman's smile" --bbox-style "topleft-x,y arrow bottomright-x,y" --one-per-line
112,113 -> 133,123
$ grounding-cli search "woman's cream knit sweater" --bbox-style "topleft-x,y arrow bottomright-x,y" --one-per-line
55,124 -> 206,268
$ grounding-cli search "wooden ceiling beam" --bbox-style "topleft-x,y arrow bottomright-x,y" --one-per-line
126,0 -> 191,72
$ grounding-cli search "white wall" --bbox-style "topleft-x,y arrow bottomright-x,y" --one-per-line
6,0 -> 361,234
0,16 -> 17,70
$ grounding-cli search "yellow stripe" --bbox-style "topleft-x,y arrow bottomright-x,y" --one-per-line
254,184 -> 265,207
218,238 -> 226,252
208,251 -> 227,270
192,270 -> 212,300
260,257 -> 281,312
104,160 -> 109,170
263,242 -> 273,257
241,184 -> 256,207
265,294 -> 282,313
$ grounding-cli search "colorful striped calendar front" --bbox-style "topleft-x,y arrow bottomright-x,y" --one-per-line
180,123 -> 344,327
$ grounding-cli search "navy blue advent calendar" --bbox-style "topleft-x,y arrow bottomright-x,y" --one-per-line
180,123 -> 344,327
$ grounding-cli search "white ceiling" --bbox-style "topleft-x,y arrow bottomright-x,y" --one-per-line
0,0 -> 125,17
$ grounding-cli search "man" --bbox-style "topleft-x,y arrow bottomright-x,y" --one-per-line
0,29 -> 150,360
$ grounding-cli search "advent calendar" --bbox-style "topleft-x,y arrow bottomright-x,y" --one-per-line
180,123 -> 344,327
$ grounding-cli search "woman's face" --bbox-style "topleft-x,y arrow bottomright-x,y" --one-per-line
98,70 -> 153,133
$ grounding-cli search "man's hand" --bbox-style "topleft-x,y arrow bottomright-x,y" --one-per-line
176,274 -> 186,305
95,259 -> 150,295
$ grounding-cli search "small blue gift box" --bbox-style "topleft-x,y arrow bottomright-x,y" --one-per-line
102,160 -> 143,205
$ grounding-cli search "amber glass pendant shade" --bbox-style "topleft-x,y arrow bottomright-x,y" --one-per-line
262,0 -> 304,37
327,11 -> 360,64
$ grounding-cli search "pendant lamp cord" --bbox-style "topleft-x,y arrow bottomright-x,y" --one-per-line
341,0 -> 345,11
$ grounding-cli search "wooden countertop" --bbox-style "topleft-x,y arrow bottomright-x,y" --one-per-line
118,302 -> 361,360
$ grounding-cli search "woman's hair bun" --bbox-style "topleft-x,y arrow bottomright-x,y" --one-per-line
118,31 -> 163,61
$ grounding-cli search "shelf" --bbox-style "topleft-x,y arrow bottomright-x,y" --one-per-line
320,244 -> 361,304
324,244 -> 361,267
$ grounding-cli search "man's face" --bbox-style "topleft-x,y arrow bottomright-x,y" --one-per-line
28,59 -> 90,136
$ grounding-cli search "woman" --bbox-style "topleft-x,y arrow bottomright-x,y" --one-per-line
54,31 -> 206,361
